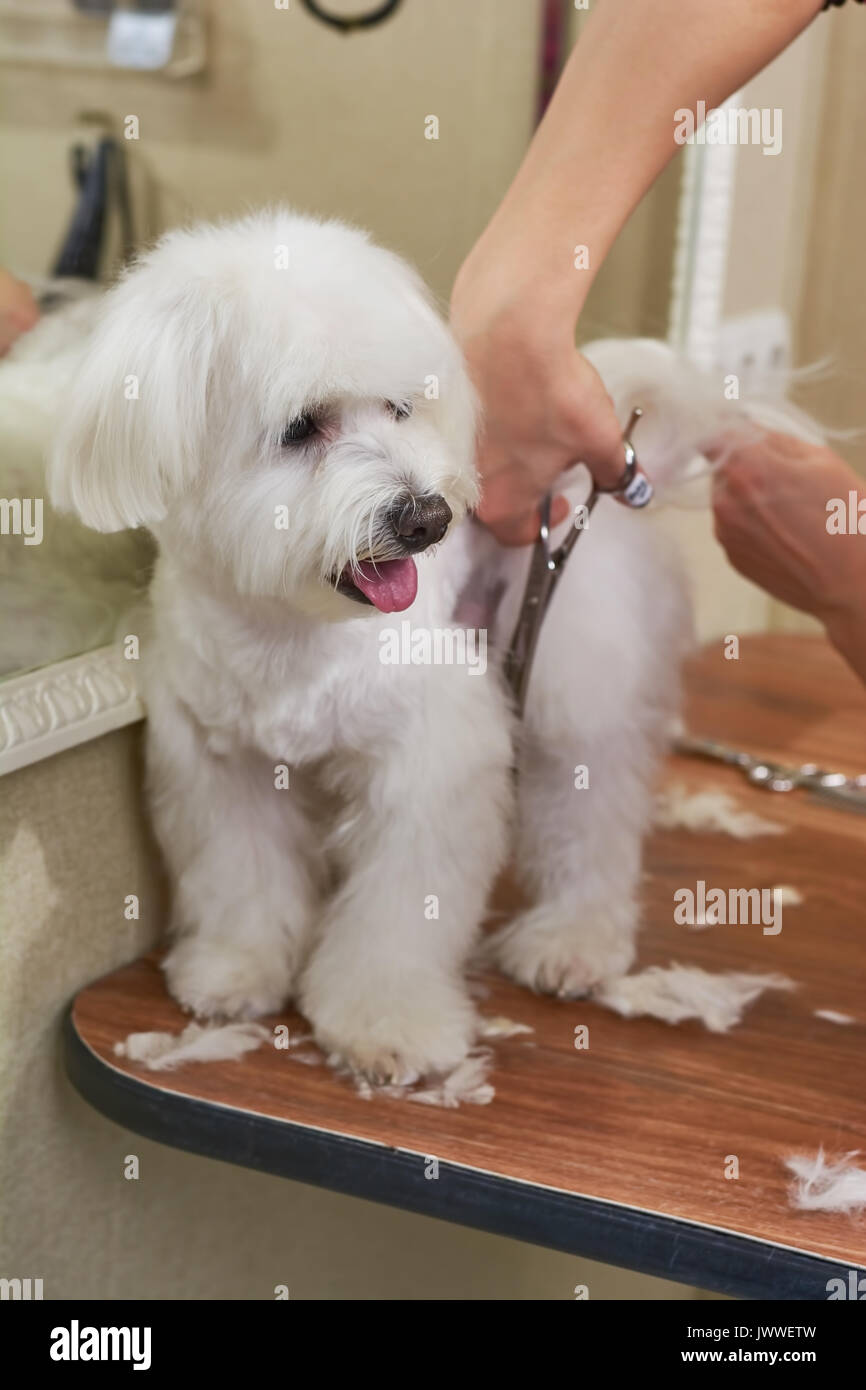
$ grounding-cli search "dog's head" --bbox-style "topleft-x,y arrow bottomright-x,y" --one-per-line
49,211 -> 478,618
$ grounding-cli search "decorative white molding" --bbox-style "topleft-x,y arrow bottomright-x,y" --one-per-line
0,646 -> 144,777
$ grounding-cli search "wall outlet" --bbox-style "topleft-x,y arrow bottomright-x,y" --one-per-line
715,310 -> 791,398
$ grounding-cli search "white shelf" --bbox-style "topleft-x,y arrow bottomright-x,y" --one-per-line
0,0 -> 206,78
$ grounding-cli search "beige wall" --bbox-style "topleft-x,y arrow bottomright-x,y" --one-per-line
726,7 -> 866,481
0,0 -> 541,304
793,8 -> 866,477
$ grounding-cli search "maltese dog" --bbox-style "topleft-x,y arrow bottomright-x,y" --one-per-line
44,209 -> 813,1082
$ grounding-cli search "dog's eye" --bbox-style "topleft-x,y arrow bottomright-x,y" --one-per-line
280,415 -> 317,446
386,400 -> 413,421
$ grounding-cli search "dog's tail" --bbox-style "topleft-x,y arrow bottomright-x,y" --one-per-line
580,337 -> 826,504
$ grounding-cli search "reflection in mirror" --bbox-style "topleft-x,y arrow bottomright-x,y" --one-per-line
0,280 -> 154,680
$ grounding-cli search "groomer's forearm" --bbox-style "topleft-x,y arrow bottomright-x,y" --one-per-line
470,0 -> 823,312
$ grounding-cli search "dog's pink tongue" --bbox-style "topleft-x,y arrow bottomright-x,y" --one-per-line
353,557 -> 418,612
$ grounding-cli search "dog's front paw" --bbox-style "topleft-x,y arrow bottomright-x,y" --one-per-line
300,962 -> 476,1084
163,937 -> 293,1020
488,903 -> 637,998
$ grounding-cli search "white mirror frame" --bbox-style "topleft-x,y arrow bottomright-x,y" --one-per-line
0,647 -> 143,776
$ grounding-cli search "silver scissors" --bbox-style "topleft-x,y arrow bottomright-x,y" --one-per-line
504,408 -> 650,715
674,733 -> 866,815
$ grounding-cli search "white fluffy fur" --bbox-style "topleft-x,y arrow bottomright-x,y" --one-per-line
114,1021 -> 270,1070
655,783 -> 785,839
594,965 -> 794,1033
786,1149 -> 866,1213
38,208 -> 817,1082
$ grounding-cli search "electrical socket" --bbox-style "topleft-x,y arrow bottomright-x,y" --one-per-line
715,310 -> 791,398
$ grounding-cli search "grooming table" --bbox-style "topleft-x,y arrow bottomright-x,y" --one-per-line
65,636 -> 866,1299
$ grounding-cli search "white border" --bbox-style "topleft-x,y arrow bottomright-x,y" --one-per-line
0,645 -> 143,777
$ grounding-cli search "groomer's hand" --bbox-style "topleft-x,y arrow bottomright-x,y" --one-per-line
451,271 -> 626,545
0,271 -> 38,356
713,431 -> 866,685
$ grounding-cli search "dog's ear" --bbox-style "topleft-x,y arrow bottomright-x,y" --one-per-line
49,265 -> 217,532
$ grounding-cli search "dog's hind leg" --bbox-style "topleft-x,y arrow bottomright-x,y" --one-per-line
490,503 -> 690,996
149,688 -> 323,1021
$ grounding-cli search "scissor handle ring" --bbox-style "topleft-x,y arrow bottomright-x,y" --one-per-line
594,407 -> 643,494
594,444 -> 637,496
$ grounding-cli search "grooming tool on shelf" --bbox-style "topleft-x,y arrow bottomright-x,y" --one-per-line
52,134 -> 132,281
504,407 -> 649,715
674,732 -> 866,814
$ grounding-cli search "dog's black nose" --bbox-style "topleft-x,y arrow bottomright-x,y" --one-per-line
390,495 -> 453,553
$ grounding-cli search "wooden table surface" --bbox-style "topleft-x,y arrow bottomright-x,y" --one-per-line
66,636 -> 866,1299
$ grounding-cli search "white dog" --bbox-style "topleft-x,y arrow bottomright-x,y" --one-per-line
43,210 -> 813,1082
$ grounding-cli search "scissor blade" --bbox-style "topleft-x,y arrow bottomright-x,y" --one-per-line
673,734 -> 754,769
808,783 -> 866,815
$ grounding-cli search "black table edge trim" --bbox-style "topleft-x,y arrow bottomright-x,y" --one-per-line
63,1008 -> 863,1301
